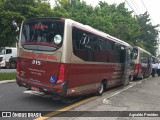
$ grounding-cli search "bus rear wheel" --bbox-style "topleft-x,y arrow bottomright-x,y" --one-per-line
139,74 -> 144,80
129,75 -> 133,81
96,82 -> 104,96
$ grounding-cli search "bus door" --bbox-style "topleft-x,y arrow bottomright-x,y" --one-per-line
129,49 -> 135,81
121,47 -> 130,85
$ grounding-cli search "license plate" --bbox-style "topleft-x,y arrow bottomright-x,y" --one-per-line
31,86 -> 40,92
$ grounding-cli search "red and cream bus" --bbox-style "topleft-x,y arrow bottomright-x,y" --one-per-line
133,46 -> 152,79
16,17 -> 133,97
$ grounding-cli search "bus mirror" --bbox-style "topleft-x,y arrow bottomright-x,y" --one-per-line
12,20 -> 19,32
16,36 -> 19,42
85,45 -> 91,49
54,34 -> 62,44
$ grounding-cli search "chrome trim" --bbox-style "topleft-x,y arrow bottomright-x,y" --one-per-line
67,83 -> 100,94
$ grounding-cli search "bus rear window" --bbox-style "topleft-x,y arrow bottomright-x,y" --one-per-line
21,18 -> 64,51
133,48 -> 138,59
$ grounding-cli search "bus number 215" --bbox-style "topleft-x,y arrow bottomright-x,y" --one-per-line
32,60 -> 41,65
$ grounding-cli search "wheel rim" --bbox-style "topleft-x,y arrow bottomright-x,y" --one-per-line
130,76 -> 133,81
99,83 -> 104,94
141,75 -> 144,79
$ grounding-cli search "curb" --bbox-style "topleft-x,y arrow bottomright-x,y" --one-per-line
0,79 -> 16,84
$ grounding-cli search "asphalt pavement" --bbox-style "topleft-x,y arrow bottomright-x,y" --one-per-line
48,76 -> 160,120
0,75 -> 160,120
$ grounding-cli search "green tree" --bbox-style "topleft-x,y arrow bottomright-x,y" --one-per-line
53,0 -> 94,23
0,0 -> 53,47
93,2 -> 141,44
136,12 -> 159,55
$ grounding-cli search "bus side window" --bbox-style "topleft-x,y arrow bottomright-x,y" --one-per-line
120,46 -> 126,63
93,37 -> 107,62
115,44 -> 120,63
130,49 -> 134,60
108,41 -> 116,63
133,48 -> 138,60
115,44 -> 125,63
72,27 -> 89,61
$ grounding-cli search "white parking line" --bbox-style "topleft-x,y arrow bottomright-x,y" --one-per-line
103,80 -> 144,103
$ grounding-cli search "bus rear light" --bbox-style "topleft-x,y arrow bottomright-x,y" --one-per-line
56,64 -> 65,84
56,80 -> 63,84
134,70 -> 138,73
56,89 -> 61,93
134,64 -> 139,73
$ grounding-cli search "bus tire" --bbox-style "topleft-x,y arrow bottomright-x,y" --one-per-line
140,75 -> 144,80
129,75 -> 133,81
96,82 -> 104,96
10,62 -> 16,69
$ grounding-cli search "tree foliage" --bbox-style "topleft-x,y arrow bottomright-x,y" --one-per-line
136,12 -> 159,55
0,0 -> 53,47
0,0 -> 159,56
52,0 -> 159,55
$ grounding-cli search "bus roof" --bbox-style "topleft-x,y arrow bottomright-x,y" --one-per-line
67,19 -> 131,47
133,46 -> 151,55
22,17 -> 131,48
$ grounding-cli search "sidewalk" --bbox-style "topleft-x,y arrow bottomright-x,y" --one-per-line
48,76 -> 160,120
0,79 -> 15,84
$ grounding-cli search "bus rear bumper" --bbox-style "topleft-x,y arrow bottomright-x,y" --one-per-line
16,78 -> 68,97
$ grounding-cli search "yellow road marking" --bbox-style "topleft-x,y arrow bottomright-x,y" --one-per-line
34,96 -> 97,120
35,80 -> 144,120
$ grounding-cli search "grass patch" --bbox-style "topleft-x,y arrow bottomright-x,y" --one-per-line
0,72 -> 16,81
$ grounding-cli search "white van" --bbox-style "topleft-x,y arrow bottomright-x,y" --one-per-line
0,47 -> 17,68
